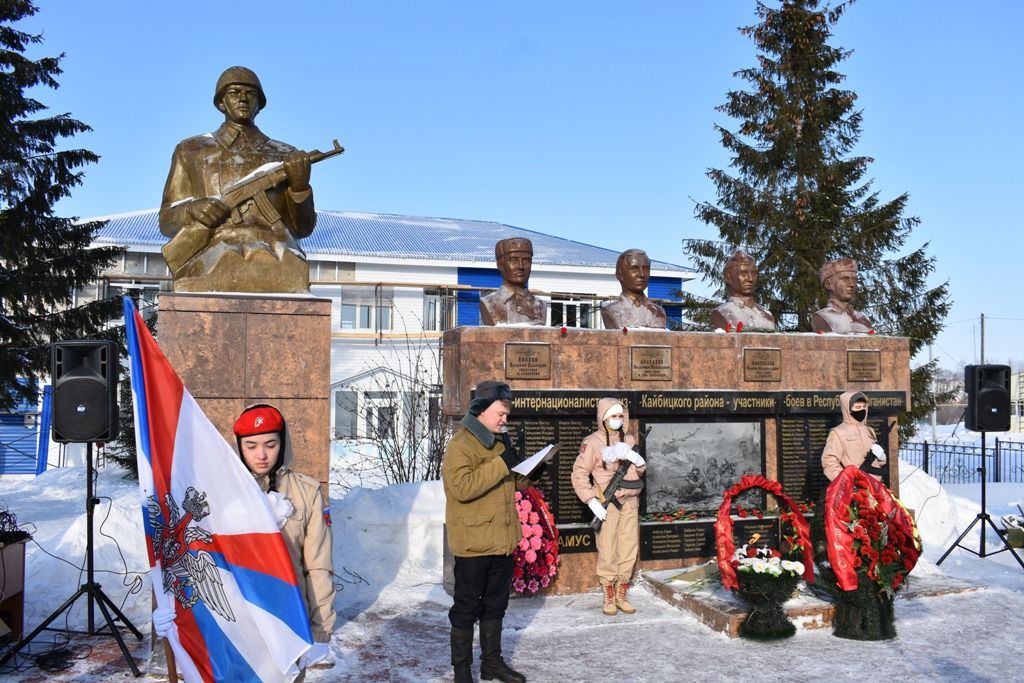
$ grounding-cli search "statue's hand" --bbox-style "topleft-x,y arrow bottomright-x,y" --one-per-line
188,198 -> 229,229
284,150 -> 311,193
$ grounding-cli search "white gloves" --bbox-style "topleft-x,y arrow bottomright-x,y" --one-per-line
587,498 -> 608,521
623,451 -> 645,467
602,442 -> 645,467
153,605 -> 176,638
300,642 -> 331,668
266,491 -> 294,528
870,444 -> 886,462
602,442 -> 634,464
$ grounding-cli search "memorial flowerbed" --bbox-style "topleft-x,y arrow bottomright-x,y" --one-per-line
815,466 -> 921,640
512,487 -> 560,594
715,475 -> 814,639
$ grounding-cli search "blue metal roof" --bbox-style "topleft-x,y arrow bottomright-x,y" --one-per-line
89,209 -> 692,273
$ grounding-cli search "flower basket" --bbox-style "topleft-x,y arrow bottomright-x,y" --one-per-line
512,487 -> 560,594
715,475 -> 814,640
814,466 -> 922,641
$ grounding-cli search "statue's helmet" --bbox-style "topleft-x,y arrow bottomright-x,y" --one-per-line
213,66 -> 267,109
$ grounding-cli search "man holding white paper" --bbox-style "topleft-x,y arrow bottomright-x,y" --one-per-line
442,380 -> 553,683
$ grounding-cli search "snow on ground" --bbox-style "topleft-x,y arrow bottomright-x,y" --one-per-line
1,458 -> 1023,682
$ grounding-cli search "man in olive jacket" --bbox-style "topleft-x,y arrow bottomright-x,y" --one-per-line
443,380 -> 530,683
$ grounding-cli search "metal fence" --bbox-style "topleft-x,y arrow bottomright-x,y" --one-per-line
899,439 -> 1024,484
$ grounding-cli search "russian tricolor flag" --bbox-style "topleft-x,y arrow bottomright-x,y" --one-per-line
124,298 -> 313,682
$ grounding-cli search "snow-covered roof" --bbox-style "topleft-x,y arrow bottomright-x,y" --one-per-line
87,208 -> 694,275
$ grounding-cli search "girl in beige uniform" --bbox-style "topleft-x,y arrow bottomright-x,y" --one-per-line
571,398 -> 646,615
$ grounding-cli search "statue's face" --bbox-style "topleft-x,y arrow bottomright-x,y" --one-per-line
498,251 -> 532,288
218,84 -> 261,124
725,262 -> 758,297
827,271 -> 857,303
617,253 -> 651,295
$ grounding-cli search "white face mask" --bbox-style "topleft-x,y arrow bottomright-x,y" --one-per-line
606,418 -> 624,431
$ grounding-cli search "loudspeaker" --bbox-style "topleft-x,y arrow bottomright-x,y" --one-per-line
964,364 -> 1010,432
51,340 -> 119,443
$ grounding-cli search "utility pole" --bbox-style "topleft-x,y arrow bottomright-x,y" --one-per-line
930,344 -> 937,443
980,312 -> 985,365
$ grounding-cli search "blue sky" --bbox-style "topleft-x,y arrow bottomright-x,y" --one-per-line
19,1 -> 1024,369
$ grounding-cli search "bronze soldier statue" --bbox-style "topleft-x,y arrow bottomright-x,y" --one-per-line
601,249 -> 666,329
710,250 -> 775,331
480,238 -> 548,325
159,66 -> 342,293
811,258 -> 873,333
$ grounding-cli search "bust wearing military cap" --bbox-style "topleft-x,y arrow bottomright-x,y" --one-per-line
710,250 -> 776,331
480,238 -> 548,325
158,66 -> 317,293
601,249 -> 667,329
811,258 -> 873,333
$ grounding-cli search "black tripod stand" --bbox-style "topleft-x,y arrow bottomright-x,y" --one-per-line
0,443 -> 143,675
936,432 -> 1024,570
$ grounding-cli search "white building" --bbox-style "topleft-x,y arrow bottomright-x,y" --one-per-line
80,208 -> 694,483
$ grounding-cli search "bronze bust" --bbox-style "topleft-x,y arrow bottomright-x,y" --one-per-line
480,238 -> 548,325
710,250 -> 776,331
601,249 -> 667,329
159,66 -> 337,294
811,258 -> 873,333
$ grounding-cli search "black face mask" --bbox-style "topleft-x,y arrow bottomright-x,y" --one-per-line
850,409 -> 867,422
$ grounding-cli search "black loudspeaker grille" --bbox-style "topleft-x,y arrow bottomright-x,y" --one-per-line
964,364 -> 1010,432
51,340 -> 119,443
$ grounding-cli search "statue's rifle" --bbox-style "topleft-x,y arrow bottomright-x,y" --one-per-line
220,139 -> 345,223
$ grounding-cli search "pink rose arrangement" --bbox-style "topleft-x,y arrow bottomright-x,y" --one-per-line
512,487 -> 560,594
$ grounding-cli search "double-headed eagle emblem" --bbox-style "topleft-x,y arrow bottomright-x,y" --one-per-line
147,486 -> 235,622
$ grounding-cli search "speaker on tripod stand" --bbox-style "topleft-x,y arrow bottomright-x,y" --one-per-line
937,364 -> 1024,570
0,340 -> 142,676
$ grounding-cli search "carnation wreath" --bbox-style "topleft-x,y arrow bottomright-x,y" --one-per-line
512,487 -> 560,594
813,466 -> 922,641
714,475 -> 814,639
822,465 -> 921,595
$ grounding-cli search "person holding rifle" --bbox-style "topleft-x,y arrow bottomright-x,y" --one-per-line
571,398 -> 646,615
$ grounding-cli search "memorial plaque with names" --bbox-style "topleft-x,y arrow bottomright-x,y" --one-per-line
505,343 -> 552,380
777,414 -> 889,503
507,415 -> 595,525
743,348 -> 782,382
631,346 -> 673,381
640,521 -> 714,560
847,349 -> 882,382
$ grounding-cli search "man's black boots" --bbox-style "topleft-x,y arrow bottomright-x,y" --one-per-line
479,620 -> 526,683
451,627 -> 474,683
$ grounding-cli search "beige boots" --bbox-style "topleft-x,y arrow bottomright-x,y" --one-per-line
602,582 -> 617,615
601,580 -> 637,615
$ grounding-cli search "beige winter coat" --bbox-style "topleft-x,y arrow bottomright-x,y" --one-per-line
251,428 -> 336,643
821,390 -> 878,482
571,398 -> 645,503
442,414 -> 530,557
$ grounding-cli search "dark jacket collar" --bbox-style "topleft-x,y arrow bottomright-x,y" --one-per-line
461,413 -> 496,448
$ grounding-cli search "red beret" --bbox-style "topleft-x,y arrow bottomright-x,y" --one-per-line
233,405 -> 284,437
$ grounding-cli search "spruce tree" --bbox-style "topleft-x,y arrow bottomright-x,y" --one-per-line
0,0 -> 123,412
686,0 -> 951,436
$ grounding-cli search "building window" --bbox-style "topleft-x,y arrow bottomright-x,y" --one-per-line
340,286 -> 393,331
333,390 -> 358,439
423,288 -> 456,331
550,293 -> 597,328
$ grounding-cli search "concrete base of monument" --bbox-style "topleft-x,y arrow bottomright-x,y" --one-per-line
642,563 -> 983,638
643,565 -> 834,637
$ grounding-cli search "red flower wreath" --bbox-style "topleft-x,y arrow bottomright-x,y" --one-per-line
512,487 -> 560,594
823,466 -> 921,594
715,475 -> 815,591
